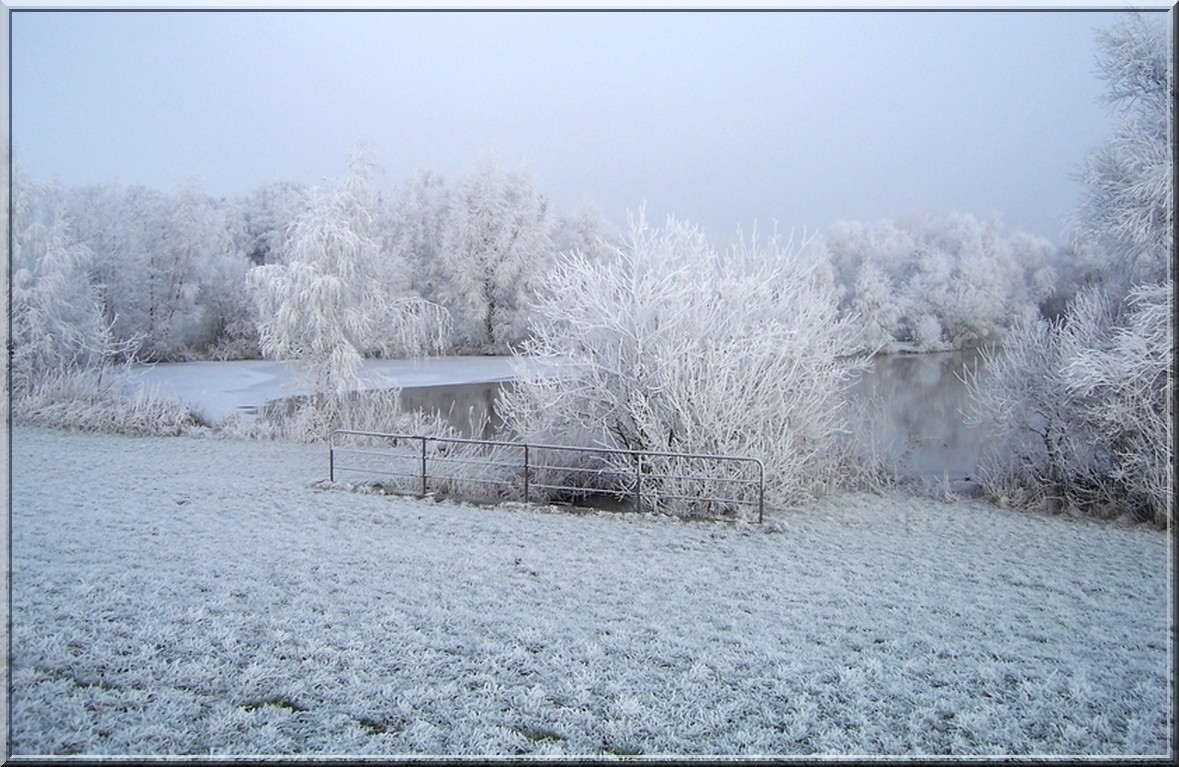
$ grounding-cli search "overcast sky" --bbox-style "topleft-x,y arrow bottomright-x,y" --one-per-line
9,6 -> 1172,244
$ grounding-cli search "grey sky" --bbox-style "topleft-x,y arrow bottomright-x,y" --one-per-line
9,7 -> 1169,244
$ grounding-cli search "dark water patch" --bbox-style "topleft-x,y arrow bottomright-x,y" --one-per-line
254,382 -> 511,440
397,381 -> 511,439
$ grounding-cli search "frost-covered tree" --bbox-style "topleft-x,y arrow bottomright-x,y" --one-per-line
825,218 -> 916,307
940,217 -> 1023,346
81,183 -> 206,360
151,184 -> 255,358
386,168 -> 452,313
250,154 -> 449,431
824,213 -> 1057,351
1037,240 -> 1106,320
239,180 -> 309,266
63,184 -> 163,354
61,182 -> 255,361
195,196 -> 260,360
10,178 -> 135,395
1008,232 -> 1060,317
851,257 -> 907,353
1073,14 -> 1173,288
969,282 -> 1172,525
440,155 -> 555,352
500,211 -> 864,515
251,159 -> 379,403
551,204 -> 621,266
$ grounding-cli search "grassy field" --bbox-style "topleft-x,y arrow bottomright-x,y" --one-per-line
6,426 -> 1172,757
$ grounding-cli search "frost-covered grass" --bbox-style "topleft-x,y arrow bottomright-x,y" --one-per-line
12,369 -> 211,437
7,426 -> 1173,757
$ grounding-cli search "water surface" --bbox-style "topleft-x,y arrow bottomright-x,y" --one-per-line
848,349 -> 988,482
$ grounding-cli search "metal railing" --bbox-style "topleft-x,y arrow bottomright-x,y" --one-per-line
329,429 -> 766,523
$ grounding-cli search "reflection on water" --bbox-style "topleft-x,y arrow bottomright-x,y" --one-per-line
388,350 -> 990,480
848,349 -> 987,481
397,382 -> 509,440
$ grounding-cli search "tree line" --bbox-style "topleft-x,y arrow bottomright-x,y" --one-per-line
11,152 -> 1085,379
9,152 -> 614,378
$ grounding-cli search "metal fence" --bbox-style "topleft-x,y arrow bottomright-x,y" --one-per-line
329,429 -> 766,523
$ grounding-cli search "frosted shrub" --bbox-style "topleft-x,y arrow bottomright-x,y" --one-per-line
967,310 -> 1108,513
500,211 -> 865,516
910,314 -> 948,352
968,283 -> 1173,526
971,15 -> 1174,527
1063,282 -> 1172,525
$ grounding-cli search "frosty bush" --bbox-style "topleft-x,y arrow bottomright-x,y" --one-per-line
1062,282 -> 1172,524
500,211 -> 865,516
967,305 -> 1110,514
969,284 -> 1172,526
14,367 -> 209,437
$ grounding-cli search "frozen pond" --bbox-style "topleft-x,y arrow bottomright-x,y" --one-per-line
127,351 -> 989,480
124,356 -> 523,422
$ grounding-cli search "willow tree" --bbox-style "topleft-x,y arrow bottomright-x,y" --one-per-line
250,154 -> 449,435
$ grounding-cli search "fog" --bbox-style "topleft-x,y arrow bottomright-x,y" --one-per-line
8,6 -> 1154,243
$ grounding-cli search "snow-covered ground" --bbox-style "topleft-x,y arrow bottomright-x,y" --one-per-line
122,356 -> 525,422
7,426 -> 1172,757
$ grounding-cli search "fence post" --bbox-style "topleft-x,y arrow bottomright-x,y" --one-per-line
522,444 -> 530,503
758,462 -> 765,524
420,436 -> 428,496
634,452 -> 642,513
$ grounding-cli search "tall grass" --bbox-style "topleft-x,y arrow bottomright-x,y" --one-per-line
11,367 -> 210,437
